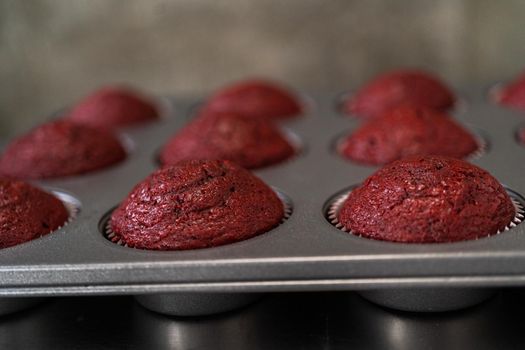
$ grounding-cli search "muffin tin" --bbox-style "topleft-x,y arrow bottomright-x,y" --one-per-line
3,86 -> 525,315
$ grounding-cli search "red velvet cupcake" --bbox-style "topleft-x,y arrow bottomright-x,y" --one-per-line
337,156 -> 515,243
494,72 -> 525,111
110,160 -> 284,250
342,70 -> 455,118
0,179 -> 69,249
66,86 -> 159,129
159,112 -> 295,169
0,120 -> 126,179
339,105 -> 479,165
202,79 -> 302,120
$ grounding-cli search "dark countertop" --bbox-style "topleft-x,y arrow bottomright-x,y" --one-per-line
0,289 -> 523,349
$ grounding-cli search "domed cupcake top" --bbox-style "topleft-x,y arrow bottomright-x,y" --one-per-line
493,72 -> 525,111
0,120 -> 126,179
110,160 -> 284,250
0,179 -> 69,249
342,70 -> 455,118
338,156 -> 515,243
66,85 -> 159,129
160,112 -> 295,169
340,105 -> 478,165
202,79 -> 302,120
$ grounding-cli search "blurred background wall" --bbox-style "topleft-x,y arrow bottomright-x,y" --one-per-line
1,0 -> 525,135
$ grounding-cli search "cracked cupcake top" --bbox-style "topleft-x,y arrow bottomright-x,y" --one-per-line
338,156 -> 514,243
110,160 -> 284,250
0,179 -> 69,249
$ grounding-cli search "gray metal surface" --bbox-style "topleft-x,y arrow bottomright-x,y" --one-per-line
2,291 -> 525,349
2,88 -> 525,305
359,288 -> 495,312
135,292 -> 261,316
0,297 -> 44,316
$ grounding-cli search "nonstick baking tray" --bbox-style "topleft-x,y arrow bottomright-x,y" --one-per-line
2,87 -> 525,314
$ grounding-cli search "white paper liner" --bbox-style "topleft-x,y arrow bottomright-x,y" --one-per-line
468,132 -> 488,161
281,127 -> 303,161
104,189 -> 293,248
155,96 -> 176,120
487,83 -> 504,104
327,188 -> 524,238
50,190 -> 81,231
116,132 -> 136,154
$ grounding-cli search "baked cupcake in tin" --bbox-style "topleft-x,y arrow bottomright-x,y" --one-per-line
66,85 -> 159,129
492,72 -> 525,111
339,105 -> 479,165
0,120 -> 126,179
0,179 -> 69,249
202,79 -> 302,120
159,111 -> 295,169
110,160 -> 284,250
337,156 -> 515,243
342,70 -> 455,118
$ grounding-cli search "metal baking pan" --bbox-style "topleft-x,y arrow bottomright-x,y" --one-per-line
2,87 -> 525,315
